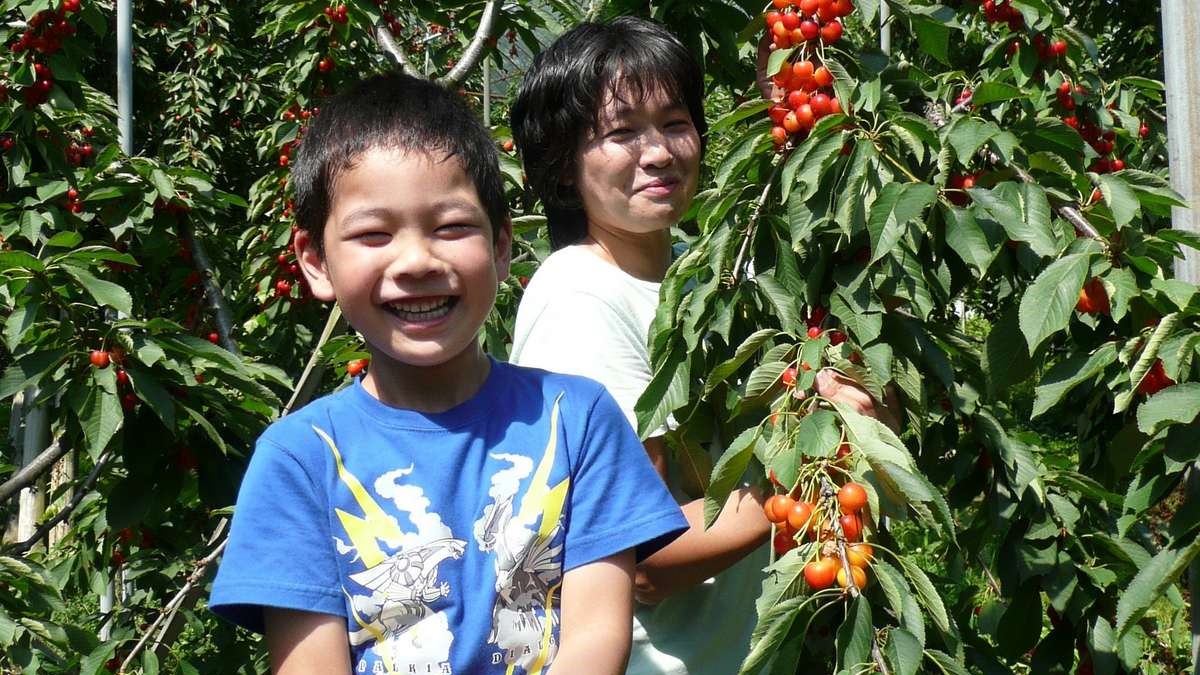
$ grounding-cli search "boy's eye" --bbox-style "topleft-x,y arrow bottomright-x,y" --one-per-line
604,127 -> 634,139
351,230 -> 390,244
437,222 -> 477,235
666,119 -> 692,129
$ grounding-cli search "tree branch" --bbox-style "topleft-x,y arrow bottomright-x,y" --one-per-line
437,1 -> 499,87
373,20 -> 423,79
0,435 -> 68,505
119,520 -> 229,673
11,450 -> 110,555
181,223 -> 241,356
732,150 -> 790,285
283,305 -> 346,416
925,102 -> 1108,248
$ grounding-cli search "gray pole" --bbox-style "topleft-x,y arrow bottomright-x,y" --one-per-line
880,2 -> 891,56
482,55 -> 492,128
101,0 -> 134,640
117,0 -> 133,154
1160,1 -> 1199,669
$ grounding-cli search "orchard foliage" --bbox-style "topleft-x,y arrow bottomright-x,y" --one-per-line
0,0 -> 550,671
0,0 -> 1193,673
636,0 -> 1197,672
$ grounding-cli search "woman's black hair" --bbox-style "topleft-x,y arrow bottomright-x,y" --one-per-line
293,72 -> 508,256
510,16 -> 707,250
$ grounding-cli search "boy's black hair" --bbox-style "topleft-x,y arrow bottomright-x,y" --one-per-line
293,72 -> 508,254
510,16 -> 707,250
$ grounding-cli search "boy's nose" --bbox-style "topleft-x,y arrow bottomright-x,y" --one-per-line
385,235 -> 445,280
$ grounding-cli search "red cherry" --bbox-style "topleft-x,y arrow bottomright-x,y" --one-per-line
829,330 -> 846,345
116,369 -> 129,387
799,20 -> 820,40
207,332 -> 220,344
807,326 -> 822,339
820,20 -> 842,44
90,350 -> 110,368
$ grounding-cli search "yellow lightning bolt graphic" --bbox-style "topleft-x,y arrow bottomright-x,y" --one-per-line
512,393 -> 571,674
313,425 -> 403,568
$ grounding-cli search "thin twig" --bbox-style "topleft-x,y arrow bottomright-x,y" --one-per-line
283,306 -> 345,416
11,451 -> 110,555
437,1 -> 499,87
976,551 -> 1002,596
872,637 -> 893,675
119,521 -> 229,674
181,223 -> 241,356
0,435 -> 67,505
373,21 -> 423,78
731,150 -> 791,284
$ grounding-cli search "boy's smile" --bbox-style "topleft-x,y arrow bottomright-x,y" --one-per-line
295,147 -> 511,407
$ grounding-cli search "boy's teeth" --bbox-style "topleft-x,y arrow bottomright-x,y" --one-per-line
387,296 -> 454,321
393,297 -> 448,312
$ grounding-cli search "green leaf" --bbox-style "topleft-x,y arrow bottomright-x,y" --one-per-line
885,627 -> 923,675
705,329 -> 780,396
744,357 -> 789,400
1032,343 -> 1118,418
756,273 -> 803,334
150,168 -> 175,200
1018,253 -> 1091,352
1097,174 -> 1140,227
836,595 -> 873,667
898,555 -> 954,643
0,250 -> 46,273
867,183 -> 936,263
1136,383 -> 1200,435
970,183 -> 1059,257
831,293 -> 882,345
125,364 -> 176,428
765,47 -> 796,83
704,428 -> 759,528
710,99 -> 771,133
4,301 -> 40,352
0,349 -> 68,401
60,264 -> 133,315
795,409 -> 841,460
1115,535 -> 1200,638
943,205 -> 1002,273
971,81 -> 1026,106
944,117 -> 997,162
738,595 -> 807,675
912,16 -> 950,65
74,375 -> 123,457
635,340 -> 690,439
78,637 -> 118,675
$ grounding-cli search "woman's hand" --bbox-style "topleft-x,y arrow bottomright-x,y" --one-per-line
814,368 -> 903,434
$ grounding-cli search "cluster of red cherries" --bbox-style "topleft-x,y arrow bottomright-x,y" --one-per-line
7,1 -> 82,106
761,0 -> 854,147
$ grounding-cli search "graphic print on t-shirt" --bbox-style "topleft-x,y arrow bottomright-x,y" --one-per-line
315,426 -> 466,673
474,393 -> 569,673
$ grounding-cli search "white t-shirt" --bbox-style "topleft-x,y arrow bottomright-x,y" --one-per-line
511,244 -> 766,675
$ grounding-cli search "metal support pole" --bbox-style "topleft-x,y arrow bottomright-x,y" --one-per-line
117,0 -> 133,154
17,389 -> 48,548
482,55 -> 491,128
1161,2 -> 1200,668
880,2 -> 891,56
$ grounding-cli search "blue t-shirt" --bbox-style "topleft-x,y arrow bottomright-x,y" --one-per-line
209,360 -> 687,674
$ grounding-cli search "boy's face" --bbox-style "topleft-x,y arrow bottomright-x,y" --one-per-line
296,148 -> 511,370
574,83 -> 701,238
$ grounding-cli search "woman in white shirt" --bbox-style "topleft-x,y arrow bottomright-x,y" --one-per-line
509,16 -> 892,674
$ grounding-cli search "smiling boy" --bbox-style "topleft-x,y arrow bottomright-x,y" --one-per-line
208,72 -> 687,674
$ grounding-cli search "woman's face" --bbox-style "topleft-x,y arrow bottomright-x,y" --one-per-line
574,83 -> 701,238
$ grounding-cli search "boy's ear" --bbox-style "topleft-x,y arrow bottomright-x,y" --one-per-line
294,229 -> 336,302
494,218 -> 513,283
